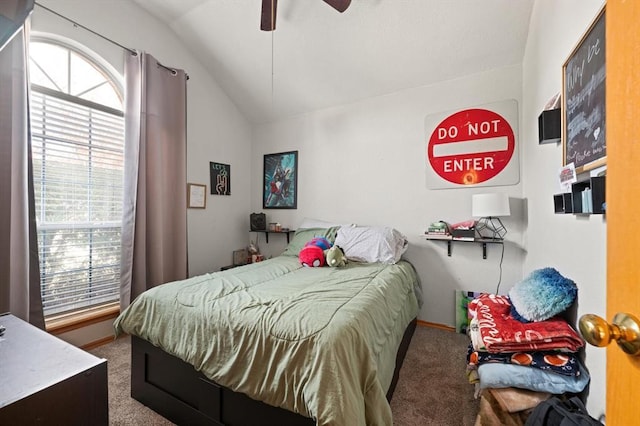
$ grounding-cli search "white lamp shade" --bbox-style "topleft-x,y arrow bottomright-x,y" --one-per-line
472,193 -> 511,217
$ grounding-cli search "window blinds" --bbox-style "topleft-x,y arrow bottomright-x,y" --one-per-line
30,87 -> 125,316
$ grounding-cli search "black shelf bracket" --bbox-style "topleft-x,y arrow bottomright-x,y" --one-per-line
251,230 -> 295,244
425,237 -> 503,259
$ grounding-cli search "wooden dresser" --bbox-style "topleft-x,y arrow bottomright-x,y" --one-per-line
0,313 -> 108,425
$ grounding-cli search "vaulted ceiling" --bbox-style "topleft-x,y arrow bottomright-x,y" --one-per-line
132,0 -> 535,124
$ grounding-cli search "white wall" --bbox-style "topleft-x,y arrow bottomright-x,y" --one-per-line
522,0 -> 606,417
33,0 -> 253,278
252,65 -> 525,327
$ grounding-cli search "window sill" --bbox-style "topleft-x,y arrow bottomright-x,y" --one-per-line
45,302 -> 120,335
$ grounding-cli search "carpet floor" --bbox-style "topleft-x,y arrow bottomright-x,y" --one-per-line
90,325 -> 479,425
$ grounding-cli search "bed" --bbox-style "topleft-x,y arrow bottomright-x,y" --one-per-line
114,226 -> 421,426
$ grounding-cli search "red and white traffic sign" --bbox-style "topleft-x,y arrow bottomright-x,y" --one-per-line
425,100 -> 519,188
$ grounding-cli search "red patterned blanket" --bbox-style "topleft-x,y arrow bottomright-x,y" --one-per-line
468,294 -> 584,353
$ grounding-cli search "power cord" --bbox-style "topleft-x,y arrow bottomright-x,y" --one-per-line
496,241 -> 505,294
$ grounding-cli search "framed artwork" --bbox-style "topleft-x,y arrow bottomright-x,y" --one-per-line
263,150 -> 298,209
562,5 -> 606,173
233,248 -> 248,266
187,183 -> 206,208
210,162 -> 231,195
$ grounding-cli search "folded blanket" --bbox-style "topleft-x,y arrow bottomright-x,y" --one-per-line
477,361 -> 590,394
466,344 -> 582,376
468,294 -> 584,353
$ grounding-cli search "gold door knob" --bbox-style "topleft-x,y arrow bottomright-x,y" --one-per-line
579,313 -> 640,356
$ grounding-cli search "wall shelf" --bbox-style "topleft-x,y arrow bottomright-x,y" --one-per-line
554,176 -> 606,215
251,229 -> 295,244
424,235 -> 503,259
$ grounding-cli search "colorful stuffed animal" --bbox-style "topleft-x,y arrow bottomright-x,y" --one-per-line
325,245 -> 347,267
299,244 -> 325,267
305,237 -> 332,251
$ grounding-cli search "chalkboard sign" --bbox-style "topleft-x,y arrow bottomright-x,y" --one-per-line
562,7 -> 606,173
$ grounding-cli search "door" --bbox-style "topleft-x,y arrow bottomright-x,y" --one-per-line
606,1 -> 640,424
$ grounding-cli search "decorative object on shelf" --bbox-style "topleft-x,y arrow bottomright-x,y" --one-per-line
250,212 -> 266,231
210,162 -> 231,195
263,150 -> 298,209
562,5 -> 606,173
553,175 -> 606,215
538,93 -> 561,145
472,193 -> 511,239
426,220 -> 451,236
450,219 -> 476,241
247,241 -> 260,263
187,183 -> 206,208
558,162 -> 577,192
538,108 -> 561,144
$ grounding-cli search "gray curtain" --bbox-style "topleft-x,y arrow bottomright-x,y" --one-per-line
120,51 -> 188,310
0,22 -> 45,328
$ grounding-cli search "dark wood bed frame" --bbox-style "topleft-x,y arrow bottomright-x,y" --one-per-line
131,318 -> 417,426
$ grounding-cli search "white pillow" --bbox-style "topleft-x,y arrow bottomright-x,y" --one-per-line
334,226 -> 408,264
299,217 -> 355,229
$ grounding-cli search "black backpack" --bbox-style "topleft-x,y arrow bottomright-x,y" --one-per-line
525,396 -> 602,426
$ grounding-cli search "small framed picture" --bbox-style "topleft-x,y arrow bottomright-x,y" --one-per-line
187,183 -> 206,208
233,248 -> 248,266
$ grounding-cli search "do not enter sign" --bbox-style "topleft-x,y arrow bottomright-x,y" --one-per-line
425,101 -> 518,188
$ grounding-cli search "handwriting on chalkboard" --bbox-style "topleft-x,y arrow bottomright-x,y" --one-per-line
563,7 -> 606,172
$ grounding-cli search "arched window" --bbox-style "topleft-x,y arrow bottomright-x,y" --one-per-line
29,38 -> 125,317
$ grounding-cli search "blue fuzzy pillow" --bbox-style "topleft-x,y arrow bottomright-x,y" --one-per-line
508,268 -> 577,323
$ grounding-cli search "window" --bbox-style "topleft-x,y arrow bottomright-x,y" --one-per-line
29,39 -> 125,317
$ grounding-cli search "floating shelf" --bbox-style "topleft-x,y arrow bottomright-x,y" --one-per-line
554,176 -> 606,215
424,235 -> 503,259
251,229 -> 295,243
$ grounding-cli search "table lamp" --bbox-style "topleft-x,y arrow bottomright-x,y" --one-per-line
472,193 -> 510,240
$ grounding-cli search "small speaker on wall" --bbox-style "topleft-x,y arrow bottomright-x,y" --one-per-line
538,108 -> 561,144
250,213 -> 266,231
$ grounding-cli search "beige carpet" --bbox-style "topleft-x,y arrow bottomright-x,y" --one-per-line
90,326 -> 479,425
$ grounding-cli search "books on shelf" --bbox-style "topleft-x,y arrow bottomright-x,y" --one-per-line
425,233 -> 452,240
452,236 -> 475,241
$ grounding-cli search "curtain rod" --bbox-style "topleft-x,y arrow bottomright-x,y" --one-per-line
34,2 -> 189,80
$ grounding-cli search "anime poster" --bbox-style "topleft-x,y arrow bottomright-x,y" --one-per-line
263,151 -> 297,209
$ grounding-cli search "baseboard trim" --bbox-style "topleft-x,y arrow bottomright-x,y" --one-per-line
82,334 -> 120,351
416,320 -> 455,332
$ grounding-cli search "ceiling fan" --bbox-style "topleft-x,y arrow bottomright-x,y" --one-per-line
261,0 -> 351,31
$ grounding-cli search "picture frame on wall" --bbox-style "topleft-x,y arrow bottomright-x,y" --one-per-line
562,5 -> 606,173
210,162 -> 231,195
263,150 -> 298,209
187,183 -> 206,209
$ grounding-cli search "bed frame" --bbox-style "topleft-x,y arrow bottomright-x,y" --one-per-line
131,318 -> 417,426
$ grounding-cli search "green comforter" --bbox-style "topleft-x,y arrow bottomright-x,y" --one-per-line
114,256 -> 419,426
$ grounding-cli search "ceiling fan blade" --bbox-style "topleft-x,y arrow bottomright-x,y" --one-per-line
261,0 -> 277,31
322,0 -> 351,13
